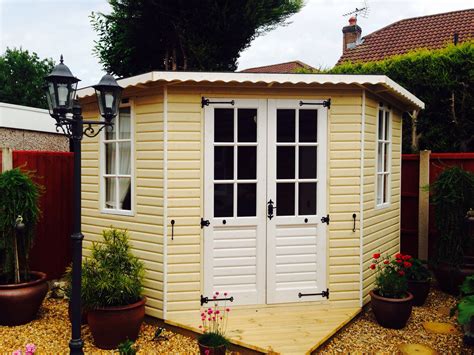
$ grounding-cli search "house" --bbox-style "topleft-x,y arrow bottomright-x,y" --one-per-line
240,60 -> 316,73
77,71 -> 423,353
338,9 -> 474,64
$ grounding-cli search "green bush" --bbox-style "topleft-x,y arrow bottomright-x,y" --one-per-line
0,168 -> 41,284
81,228 -> 144,309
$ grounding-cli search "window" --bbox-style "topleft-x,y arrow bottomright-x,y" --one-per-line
103,106 -> 133,213
376,104 -> 391,207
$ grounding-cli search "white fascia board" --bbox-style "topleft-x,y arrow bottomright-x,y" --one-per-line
0,102 -> 59,134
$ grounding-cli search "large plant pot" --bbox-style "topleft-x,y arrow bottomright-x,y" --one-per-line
433,262 -> 474,295
0,271 -> 49,325
198,342 -> 226,355
407,279 -> 431,306
87,297 -> 146,349
370,290 -> 413,329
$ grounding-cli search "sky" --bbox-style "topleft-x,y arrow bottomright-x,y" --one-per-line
0,0 -> 472,86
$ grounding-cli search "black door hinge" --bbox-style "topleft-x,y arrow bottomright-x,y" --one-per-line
298,288 -> 329,299
200,294 -> 234,306
321,214 -> 330,225
200,218 -> 210,228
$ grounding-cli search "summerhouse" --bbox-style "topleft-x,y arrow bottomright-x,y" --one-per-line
77,72 -> 424,353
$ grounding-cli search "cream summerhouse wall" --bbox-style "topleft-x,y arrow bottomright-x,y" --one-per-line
80,91 -> 166,319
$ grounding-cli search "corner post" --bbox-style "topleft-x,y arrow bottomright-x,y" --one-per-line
418,150 -> 431,260
1,147 -> 13,172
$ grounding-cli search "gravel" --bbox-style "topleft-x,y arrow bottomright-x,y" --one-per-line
318,287 -> 472,354
0,298 -> 199,354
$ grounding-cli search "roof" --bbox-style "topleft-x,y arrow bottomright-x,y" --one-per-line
338,9 -> 474,64
0,102 -> 59,134
77,71 -> 424,110
240,60 -> 316,73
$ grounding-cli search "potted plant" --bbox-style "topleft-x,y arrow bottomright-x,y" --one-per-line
0,168 -> 47,326
82,228 -> 146,349
430,167 -> 474,295
198,291 -> 231,355
369,252 -> 414,329
453,275 -> 474,345
405,256 -> 432,306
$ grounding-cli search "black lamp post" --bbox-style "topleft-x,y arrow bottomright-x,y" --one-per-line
45,55 -> 122,354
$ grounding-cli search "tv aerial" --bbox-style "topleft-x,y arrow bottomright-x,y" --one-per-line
343,0 -> 370,19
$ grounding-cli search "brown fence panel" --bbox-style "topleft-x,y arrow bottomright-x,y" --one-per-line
13,150 -> 73,280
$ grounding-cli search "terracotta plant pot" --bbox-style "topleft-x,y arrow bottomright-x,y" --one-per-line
0,271 -> 49,325
198,342 -> 226,355
370,290 -> 413,329
87,297 -> 146,349
407,279 -> 431,306
67,301 -> 88,325
433,262 -> 474,296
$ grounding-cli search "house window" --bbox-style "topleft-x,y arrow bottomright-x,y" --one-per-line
376,105 -> 391,207
103,106 -> 133,213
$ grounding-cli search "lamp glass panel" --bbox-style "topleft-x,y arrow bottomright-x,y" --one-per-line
57,83 -> 69,106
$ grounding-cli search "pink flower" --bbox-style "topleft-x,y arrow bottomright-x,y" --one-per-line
201,312 -> 205,317
208,317 -> 211,321
207,309 -> 212,315
205,350 -> 210,355
25,344 -> 36,354
226,308 -> 230,312
224,292 -> 228,296
213,295 -> 217,299
212,316 -> 216,320
215,310 -> 220,314
215,291 -> 220,296
12,350 -> 22,355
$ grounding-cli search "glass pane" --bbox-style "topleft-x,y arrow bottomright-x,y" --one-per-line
377,174 -> 384,205
377,142 -> 384,173
238,146 -> 256,180
214,108 -> 234,142
299,183 -> 317,215
105,142 -> 116,174
299,146 -> 317,179
238,109 -> 257,142
383,174 -> 389,203
105,122 -> 116,140
277,109 -> 295,142
277,183 -> 295,216
119,108 -> 131,139
277,146 -> 295,179
119,177 -> 131,210
384,111 -> 390,141
214,147 -> 234,180
299,110 -> 317,142
378,109 -> 384,140
105,177 -> 116,209
118,142 -> 131,175
237,184 -> 256,217
214,184 -> 233,217
383,142 -> 389,174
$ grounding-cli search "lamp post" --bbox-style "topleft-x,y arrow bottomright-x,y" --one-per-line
44,55 -> 122,354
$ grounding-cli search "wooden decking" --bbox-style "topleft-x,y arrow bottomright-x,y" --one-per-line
166,303 -> 361,354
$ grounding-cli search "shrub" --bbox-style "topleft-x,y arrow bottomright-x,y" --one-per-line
370,253 -> 413,298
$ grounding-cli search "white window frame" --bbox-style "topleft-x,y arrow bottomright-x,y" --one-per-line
100,101 -> 134,216
375,103 -> 391,209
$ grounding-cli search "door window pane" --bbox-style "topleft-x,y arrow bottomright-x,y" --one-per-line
277,183 -> 295,216
277,109 -> 295,142
299,110 -> 317,142
118,142 -> 131,174
119,108 -> 131,139
214,108 -> 234,142
378,110 -> 384,139
299,147 -> 317,179
238,146 -> 256,180
238,109 -> 257,142
105,177 -> 116,209
237,184 -> 256,217
277,146 -> 295,179
214,184 -> 233,217
119,178 -> 131,210
105,143 -> 116,174
299,183 -> 317,215
214,147 -> 234,180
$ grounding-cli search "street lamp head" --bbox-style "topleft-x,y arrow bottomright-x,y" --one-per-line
44,55 -> 80,118
93,74 -> 123,123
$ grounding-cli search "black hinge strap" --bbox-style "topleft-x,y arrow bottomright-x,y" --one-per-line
202,97 -> 235,108
299,98 -> 331,109
200,218 -> 210,229
321,214 -> 330,225
200,295 -> 234,306
298,288 -> 329,299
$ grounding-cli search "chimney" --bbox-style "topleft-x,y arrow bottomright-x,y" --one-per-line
342,16 -> 362,52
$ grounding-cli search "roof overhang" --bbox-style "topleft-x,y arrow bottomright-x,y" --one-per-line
77,71 -> 424,110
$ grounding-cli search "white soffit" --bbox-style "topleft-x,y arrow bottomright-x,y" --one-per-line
77,71 -> 424,110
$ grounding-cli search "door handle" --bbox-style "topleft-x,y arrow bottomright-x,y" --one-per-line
267,199 -> 276,220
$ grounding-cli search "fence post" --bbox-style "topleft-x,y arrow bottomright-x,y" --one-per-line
1,147 -> 13,172
418,150 -> 431,260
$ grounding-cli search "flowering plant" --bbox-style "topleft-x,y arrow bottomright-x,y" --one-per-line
404,256 -> 431,281
197,291 -> 231,349
12,343 -> 36,355
370,253 -> 413,299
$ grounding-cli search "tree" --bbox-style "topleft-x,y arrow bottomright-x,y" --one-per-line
0,48 -> 55,109
91,0 -> 303,77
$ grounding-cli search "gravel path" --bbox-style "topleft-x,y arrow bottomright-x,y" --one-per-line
0,298 -> 199,354
318,287 -> 471,354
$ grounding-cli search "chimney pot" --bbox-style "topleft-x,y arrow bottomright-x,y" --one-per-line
349,16 -> 357,25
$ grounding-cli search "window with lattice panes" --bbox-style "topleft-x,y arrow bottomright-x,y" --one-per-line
376,105 -> 391,207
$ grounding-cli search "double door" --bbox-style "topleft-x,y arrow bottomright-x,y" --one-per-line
203,98 -> 327,305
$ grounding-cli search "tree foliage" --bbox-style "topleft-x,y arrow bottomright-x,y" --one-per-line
0,48 -> 55,109
90,0 -> 303,77
325,42 -> 474,153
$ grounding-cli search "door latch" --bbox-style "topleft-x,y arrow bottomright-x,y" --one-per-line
267,199 -> 276,220
200,218 -> 210,228
321,214 -> 330,225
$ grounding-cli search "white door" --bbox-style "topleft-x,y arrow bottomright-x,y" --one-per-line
203,98 -> 327,305
266,100 -> 327,303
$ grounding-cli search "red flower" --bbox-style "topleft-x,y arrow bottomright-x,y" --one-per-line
373,253 -> 381,259
398,270 -> 405,276
404,262 -> 412,268
383,260 -> 389,264
402,255 -> 411,261
396,259 -> 402,264
370,264 -> 376,270
395,253 -> 402,259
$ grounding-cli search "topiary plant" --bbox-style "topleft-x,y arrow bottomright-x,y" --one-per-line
0,168 -> 41,284
81,228 -> 144,309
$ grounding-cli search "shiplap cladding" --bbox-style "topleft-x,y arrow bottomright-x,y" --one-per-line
80,92 -> 165,318
361,95 -> 402,304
